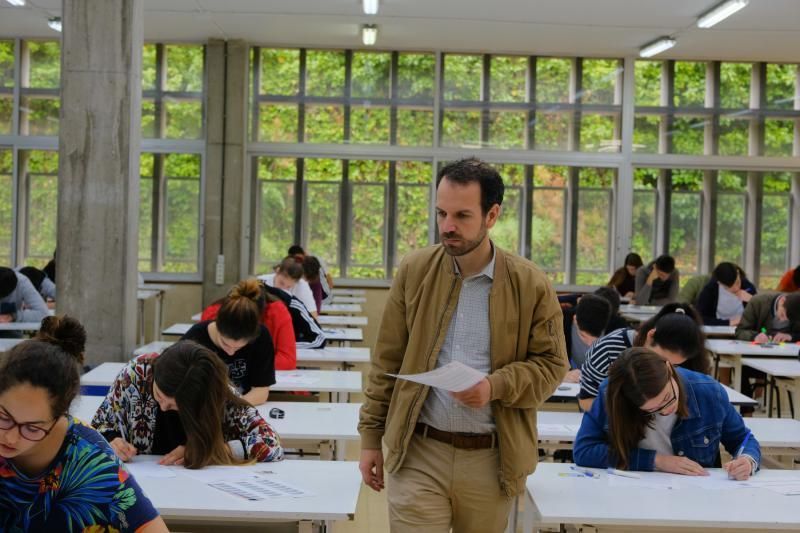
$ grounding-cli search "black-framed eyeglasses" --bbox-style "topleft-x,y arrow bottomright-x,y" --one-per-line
0,406 -> 60,442
641,378 -> 677,416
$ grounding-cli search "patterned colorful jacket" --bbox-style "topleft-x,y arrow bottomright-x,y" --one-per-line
91,353 -> 284,462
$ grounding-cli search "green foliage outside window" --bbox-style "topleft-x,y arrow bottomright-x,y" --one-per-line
0,149 -> 11,266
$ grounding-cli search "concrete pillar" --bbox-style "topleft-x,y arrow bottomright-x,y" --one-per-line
57,0 -> 142,365
202,40 -> 249,306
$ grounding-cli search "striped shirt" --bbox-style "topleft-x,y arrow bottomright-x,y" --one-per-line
579,328 -> 636,399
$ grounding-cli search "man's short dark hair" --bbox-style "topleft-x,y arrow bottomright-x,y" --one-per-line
0,267 -> 18,299
288,244 -> 305,256
654,254 -> 676,274
436,157 -> 504,214
785,293 -> 800,323
793,266 -> 800,288
18,266 -> 46,292
576,294 -> 612,338
712,262 -> 738,287
593,286 -> 621,315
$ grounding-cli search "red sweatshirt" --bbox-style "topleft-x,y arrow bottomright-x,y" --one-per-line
201,301 -> 297,370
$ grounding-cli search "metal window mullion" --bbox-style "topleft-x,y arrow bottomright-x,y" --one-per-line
19,152 -> 30,263
386,161 -> 397,277
390,52 -> 399,146
662,60 -> 675,154
294,157 -> 304,245
790,173 -> 800,267
344,51 -> 352,144
434,52 -> 442,148
657,169 -> 671,254
297,50 -> 306,143
615,56 -> 636,269
155,44 -> 166,139
18,40 -> 30,135
565,166 -> 579,283
339,160 -> 350,277
570,58 -> 582,152
522,165 -> 533,259
750,63 -> 765,156
745,173 -> 762,282
248,155 -> 260,272
527,56 -> 536,150
481,55 -> 490,146
12,38 -> 21,137
707,62 -> 720,156
700,169 -> 717,273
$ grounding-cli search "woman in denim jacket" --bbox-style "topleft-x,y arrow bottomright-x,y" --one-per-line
574,347 -> 759,480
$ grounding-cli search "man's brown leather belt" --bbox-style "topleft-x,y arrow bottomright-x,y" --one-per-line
414,423 -> 497,450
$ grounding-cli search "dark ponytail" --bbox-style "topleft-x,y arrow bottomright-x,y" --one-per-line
634,303 -> 710,375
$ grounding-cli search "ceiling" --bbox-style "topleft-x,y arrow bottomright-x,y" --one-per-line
1,0 -> 799,62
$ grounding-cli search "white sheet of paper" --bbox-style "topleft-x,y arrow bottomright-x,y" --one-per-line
209,476 -> 313,501
677,470 -> 749,490
606,471 -> 680,490
125,461 -> 178,479
388,361 -> 486,392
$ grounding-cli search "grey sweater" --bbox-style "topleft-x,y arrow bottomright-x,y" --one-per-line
634,263 -> 680,305
0,272 -> 49,322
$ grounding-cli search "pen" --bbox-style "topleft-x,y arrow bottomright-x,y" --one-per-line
729,431 -> 752,479
760,327 -> 773,342
569,465 -> 599,478
606,468 -> 640,479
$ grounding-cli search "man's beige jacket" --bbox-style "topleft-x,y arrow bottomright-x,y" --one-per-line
359,244 -> 569,497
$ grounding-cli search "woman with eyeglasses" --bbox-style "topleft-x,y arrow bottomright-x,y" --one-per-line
0,315 -> 167,532
574,347 -> 760,480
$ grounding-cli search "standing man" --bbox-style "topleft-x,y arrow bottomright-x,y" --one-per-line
358,158 -> 568,532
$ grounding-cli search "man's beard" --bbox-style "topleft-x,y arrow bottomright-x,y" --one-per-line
440,224 -> 487,257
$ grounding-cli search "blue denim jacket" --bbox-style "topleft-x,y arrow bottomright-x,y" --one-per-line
574,367 -> 761,471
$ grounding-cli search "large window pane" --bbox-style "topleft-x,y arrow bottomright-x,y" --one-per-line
635,60 -> 661,106
669,116 -> 706,155
536,58 -> 571,103
138,153 -> 154,272
766,64 -> 796,110
490,164 -> 524,253
674,61 -> 706,108
255,157 -> 296,273
0,149 -> 11,265
349,160 -> 388,278
304,159 -> 342,276
26,41 -> 60,89
305,51 -> 345,97
258,104 -> 298,142
0,40 -> 14,88
165,45 -> 204,92
669,170 -> 703,275
718,117 -> 749,155
764,119 -> 794,157
260,49 -> 300,96
580,114 -> 619,152
532,165 -> 567,282
142,44 -> 157,91
0,95 -> 11,135
576,168 -> 613,284
720,63 -> 751,109
352,52 -> 390,99
441,110 -> 480,147
490,56 -> 527,102
165,99 -> 202,139
634,115 -> 660,153
305,105 -> 344,143
163,154 -> 200,273
633,168 -> 658,259
761,172 -> 792,288
397,108 -> 433,146
20,96 -> 59,136
715,171 -> 747,266
534,112 -> 570,150
581,59 -> 619,105
350,106 -> 390,144
397,53 -> 435,99
443,54 -> 481,101
488,111 -> 525,149
395,161 -> 431,269
23,150 -> 59,266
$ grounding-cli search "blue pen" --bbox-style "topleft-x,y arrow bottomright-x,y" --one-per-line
729,431 -> 752,479
569,465 -> 598,478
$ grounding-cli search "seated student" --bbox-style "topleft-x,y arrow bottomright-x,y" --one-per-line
302,255 -> 327,314
776,265 -> 800,293
607,252 -> 643,300
593,286 -> 628,332
18,266 -> 56,307
634,255 -> 680,306
562,295 -> 612,383
42,250 -> 56,283
579,303 -> 709,412
202,283 -> 297,371
289,244 -> 334,302
677,273 -> 710,305
0,267 -> 49,329
734,292 -> 800,411
0,315 -> 167,532
575,348 -> 760,480
262,282 -> 327,349
92,341 -> 283,466
181,279 -> 275,405
695,262 -> 757,327
259,258 -> 318,318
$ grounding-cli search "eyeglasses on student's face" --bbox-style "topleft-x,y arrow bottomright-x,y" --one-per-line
0,406 -> 59,442
641,378 -> 677,416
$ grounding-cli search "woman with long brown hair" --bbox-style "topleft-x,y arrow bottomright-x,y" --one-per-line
607,252 -> 643,300
92,340 -> 283,467
574,347 -> 759,480
182,278 -> 275,405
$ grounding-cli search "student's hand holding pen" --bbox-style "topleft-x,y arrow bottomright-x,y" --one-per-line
110,437 -> 138,462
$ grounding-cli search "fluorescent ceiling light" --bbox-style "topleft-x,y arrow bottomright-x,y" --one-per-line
48,17 -> 62,32
639,37 -> 676,58
6,0 -> 26,6
362,24 -> 377,46
697,0 -> 749,29
363,0 -> 378,15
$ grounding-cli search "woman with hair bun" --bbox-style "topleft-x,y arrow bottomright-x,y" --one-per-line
0,315 -> 167,532
181,278 -> 276,405
92,340 -> 283,468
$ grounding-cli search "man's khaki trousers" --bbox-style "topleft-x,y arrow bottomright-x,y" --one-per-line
387,433 -> 513,533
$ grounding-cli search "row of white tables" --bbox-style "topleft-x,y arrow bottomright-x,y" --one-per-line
547,380 -> 757,407
163,322 -> 364,346
190,312 -> 369,328
706,339 -> 800,392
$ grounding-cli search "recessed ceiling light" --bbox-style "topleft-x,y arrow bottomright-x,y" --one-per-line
639,37 -> 676,58
6,0 -> 26,7
362,24 -> 377,46
363,0 -> 378,15
697,0 -> 749,29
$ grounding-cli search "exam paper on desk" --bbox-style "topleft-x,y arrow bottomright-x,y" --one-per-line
388,361 -> 485,392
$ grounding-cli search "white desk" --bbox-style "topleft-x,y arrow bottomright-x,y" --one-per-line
619,304 -> 660,323
523,463 -> 800,532
133,341 -> 175,356
702,325 -> 736,337
331,296 -> 366,304
81,363 -> 361,402
322,327 -> 363,346
331,288 -> 366,296
129,456 -> 361,532
706,339 -> 800,391
162,322 -> 192,336
0,338 -> 24,351
137,289 -> 162,345
70,396 -> 360,461
318,315 -> 368,327
0,321 -> 41,332
742,358 -> 800,418
191,312 -> 202,321
320,303 -> 362,315
546,381 -> 755,407
298,347 -> 370,369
